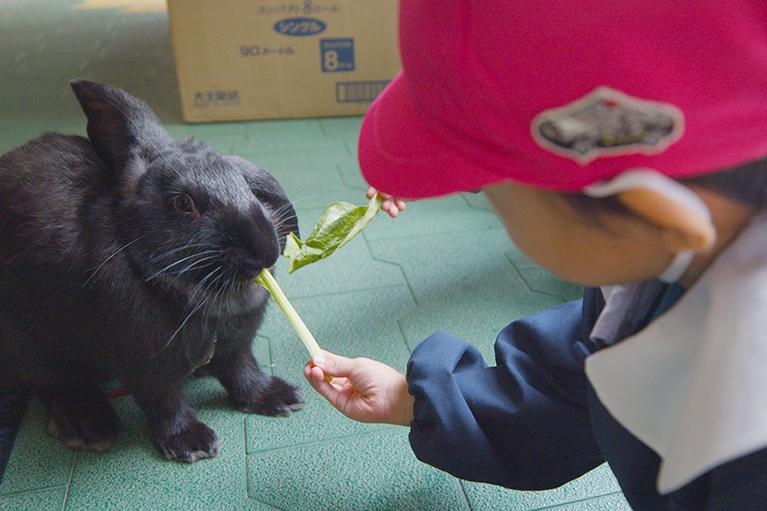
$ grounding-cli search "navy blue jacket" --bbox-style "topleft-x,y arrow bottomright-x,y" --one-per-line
406,287 -> 767,510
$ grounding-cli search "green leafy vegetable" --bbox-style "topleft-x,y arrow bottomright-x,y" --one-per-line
255,195 -> 384,373
283,194 -> 383,273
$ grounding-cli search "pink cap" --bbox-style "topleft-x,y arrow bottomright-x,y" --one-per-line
359,1 -> 767,199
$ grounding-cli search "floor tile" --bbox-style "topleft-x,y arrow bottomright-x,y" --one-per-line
369,229 -> 567,360
0,486 -> 67,511
244,119 -> 336,153
506,246 -> 540,271
257,285 -> 415,380
462,191 -> 495,211
63,378 -> 272,511
246,392 -> 399,456
362,194 -> 503,242
517,267 -> 584,302
165,121 -> 249,154
461,464 -> 621,511
318,116 -> 362,142
368,228 -> 523,302
247,286 -> 415,453
545,491 -> 631,510
235,148 -> 364,209
0,400 -> 75,495
247,430 -> 470,511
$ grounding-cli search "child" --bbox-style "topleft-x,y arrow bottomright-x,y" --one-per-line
305,1 -> 767,509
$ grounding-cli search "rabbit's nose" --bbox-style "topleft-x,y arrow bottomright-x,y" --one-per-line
224,241 -> 277,278
251,240 -> 279,270
231,250 -> 271,277
241,217 -> 281,270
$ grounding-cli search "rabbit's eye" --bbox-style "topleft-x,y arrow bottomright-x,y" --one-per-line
170,194 -> 198,217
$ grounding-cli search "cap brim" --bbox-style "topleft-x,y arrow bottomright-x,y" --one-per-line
358,73 -> 506,200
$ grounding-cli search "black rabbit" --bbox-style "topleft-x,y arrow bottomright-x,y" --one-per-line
0,80 -> 303,462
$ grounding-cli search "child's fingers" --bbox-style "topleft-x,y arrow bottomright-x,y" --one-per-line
366,188 -> 403,218
313,351 -> 356,378
382,200 -> 401,218
304,364 -> 326,387
367,187 -> 391,200
307,366 -> 344,404
303,364 -> 320,384
328,376 -> 349,388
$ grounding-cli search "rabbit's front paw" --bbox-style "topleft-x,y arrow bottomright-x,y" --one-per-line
42,386 -> 121,452
155,420 -> 220,463
237,376 -> 304,417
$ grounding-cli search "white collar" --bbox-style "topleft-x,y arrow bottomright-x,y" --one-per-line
585,213 -> 767,494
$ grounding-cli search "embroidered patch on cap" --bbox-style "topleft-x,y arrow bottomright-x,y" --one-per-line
531,86 -> 684,164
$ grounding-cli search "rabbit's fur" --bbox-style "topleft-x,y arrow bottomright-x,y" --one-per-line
0,80 -> 302,462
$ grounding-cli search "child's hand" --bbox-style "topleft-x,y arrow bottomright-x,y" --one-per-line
304,351 -> 415,426
367,187 -> 406,219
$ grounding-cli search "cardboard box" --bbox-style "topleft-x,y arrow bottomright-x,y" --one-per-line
167,0 -> 401,122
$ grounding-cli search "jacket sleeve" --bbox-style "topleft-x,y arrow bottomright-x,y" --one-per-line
406,296 -> 605,490
701,447 -> 767,510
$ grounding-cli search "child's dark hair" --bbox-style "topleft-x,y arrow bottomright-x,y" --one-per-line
565,158 -> 767,219
684,158 -> 767,209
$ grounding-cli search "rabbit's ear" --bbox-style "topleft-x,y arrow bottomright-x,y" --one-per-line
70,79 -> 171,169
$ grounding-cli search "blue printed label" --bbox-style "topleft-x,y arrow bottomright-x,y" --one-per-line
273,17 -> 326,36
320,38 -> 354,72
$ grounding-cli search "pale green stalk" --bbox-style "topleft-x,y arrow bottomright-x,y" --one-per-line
255,268 -> 323,360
